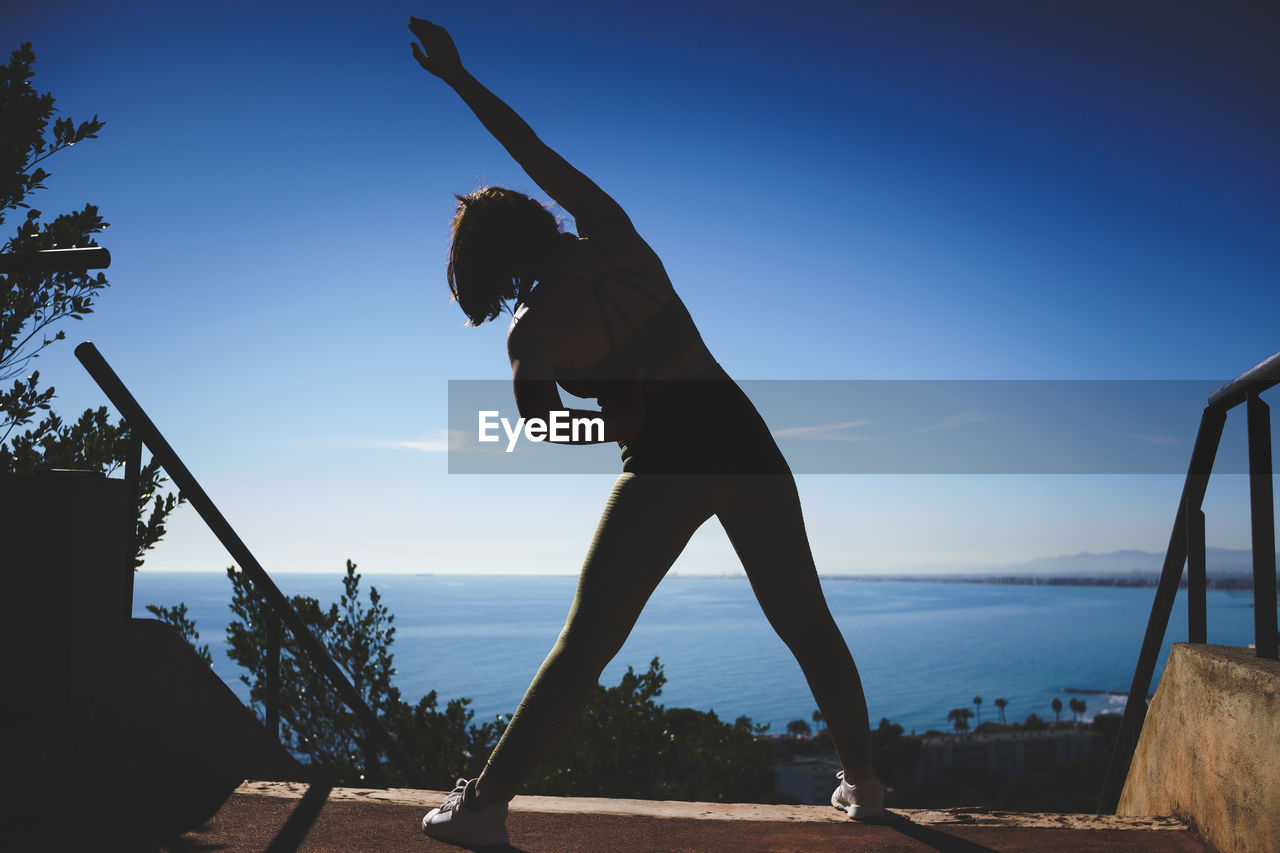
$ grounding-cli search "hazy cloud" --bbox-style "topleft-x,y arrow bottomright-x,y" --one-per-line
1129,434 -> 1185,446
772,419 -> 870,441
912,411 -> 993,434
281,431 -> 457,453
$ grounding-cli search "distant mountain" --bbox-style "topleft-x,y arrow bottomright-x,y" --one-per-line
988,547 -> 1269,578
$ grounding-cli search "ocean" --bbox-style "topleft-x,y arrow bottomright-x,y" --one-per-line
132,572 -> 1268,736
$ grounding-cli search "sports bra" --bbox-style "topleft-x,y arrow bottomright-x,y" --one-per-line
536,266 -> 706,400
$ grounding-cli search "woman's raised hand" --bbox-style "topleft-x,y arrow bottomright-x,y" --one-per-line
409,16 -> 463,81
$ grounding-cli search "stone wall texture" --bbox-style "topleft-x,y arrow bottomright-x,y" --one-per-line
1119,643 -> 1279,853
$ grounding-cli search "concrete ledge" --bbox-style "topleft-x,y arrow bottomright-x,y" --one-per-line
1118,643 -> 1280,853
181,782 -> 1207,852
239,780 -> 1189,830
169,785 -> 1209,852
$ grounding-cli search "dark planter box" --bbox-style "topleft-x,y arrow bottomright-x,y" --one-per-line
1,471 -> 299,846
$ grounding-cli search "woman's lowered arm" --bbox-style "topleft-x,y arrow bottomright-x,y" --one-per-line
506,312 -> 645,445
409,16 -> 629,231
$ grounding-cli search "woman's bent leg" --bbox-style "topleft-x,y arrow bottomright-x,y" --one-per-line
480,473 -> 714,797
716,473 -> 873,771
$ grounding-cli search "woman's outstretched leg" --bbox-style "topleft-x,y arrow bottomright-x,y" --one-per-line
715,473 -> 874,776
474,473 -> 714,804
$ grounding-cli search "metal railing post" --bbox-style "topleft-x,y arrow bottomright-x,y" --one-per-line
1098,405 -> 1225,814
1246,393 -> 1278,660
266,610 -> 282,740
1101,347 -> 1280,813
1187,499 -> 1206,644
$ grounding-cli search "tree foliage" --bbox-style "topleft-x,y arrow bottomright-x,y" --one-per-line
382,687 -> 498,789
1,42 -> 182,566
228,560 -> 392,784
145,602 -> 212,665
224,560 -> 498,787
222,563 -> 773,799
947,707 -> 973,733
1,42 -> 105,421
518,658 -> 773,802
869,717 -> 920,792
786,718 -> 812,738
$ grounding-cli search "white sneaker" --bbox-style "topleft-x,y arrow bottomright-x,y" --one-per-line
831,770 -> 885,820
422,778 -> 510,846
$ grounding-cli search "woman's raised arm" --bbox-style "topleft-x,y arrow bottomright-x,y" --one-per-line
409,16 -> 629,231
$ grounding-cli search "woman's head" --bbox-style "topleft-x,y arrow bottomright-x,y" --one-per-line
447,187 -> 563,325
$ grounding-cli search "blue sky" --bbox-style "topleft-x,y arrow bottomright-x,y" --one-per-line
5,1 -> 1277,575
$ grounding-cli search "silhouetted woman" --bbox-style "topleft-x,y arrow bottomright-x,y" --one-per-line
409,17 -> 884,845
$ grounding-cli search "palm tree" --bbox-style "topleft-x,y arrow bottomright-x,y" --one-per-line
1069,697 -> 1086,723
947,708 -> 971,734
787,719 -> 812,738
994,697 -> 1008,725
1051,697 -> 1063,723
973,696 -> 983,726
812,710 -> 824,732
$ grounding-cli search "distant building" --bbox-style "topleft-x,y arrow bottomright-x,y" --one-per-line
914,727 -> 1103,787
773,753 -> 841,804
771,726 -> 1104,804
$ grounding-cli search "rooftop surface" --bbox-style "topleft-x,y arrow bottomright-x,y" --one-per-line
156,781 -> 1210,852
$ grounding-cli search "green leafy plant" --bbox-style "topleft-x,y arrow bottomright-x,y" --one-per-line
224,560 -> 498,787
519,657 -> 774,802
221,562 -> 774,799
1,42 -> 182,565
145,602 -> 212,665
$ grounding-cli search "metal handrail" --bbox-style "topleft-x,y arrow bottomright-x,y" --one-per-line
1208,349 -> 1280,410
1098,347 -> 1279,813
75,342 -> 427,788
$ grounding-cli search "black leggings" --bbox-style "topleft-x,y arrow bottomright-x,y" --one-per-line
483,468 -> 873,788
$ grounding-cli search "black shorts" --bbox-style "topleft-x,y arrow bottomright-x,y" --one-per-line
619,364 -> 791,475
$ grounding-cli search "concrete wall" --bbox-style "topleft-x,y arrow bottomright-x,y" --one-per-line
1119,643 -> 1280,853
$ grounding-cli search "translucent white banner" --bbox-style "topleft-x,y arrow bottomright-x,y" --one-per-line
446,379 -> 1264,475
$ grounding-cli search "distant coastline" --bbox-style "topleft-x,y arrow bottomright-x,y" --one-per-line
133,571 -> 1260,735
823,573 -> 1267,590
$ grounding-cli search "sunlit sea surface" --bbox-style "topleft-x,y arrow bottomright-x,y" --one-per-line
132,572 -> 1267,735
